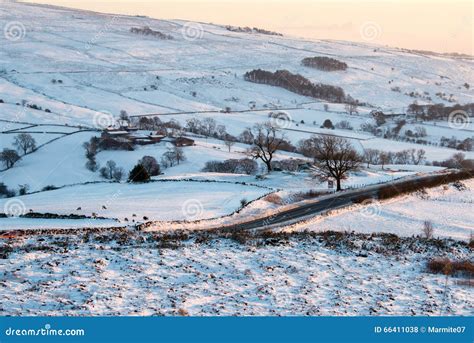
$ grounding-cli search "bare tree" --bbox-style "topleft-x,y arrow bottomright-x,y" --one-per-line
83,140 -> 98,160
239,128 -> 254,145
345,102 -> 358,115
173,147 -> 186,165
363,149 -> 380,168
185,118 -> 201,134
412,149 -> 426,165
224,139 -> 235,152
395,150 -> 411,164
216,124 -> 227,139
422,220 -> 434,239
304,135 -> 361,191
201,117 -> 217,137
119,110 -> 129,122
13,133 -> 36,155
161,151 -> 176,168
247,122 -> 285,173
0,149 -> 21,169
379,151 -> 390,170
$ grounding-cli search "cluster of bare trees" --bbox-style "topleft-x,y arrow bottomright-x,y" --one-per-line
440,136 -> 473,152
407,102 -> 474,121
271,159 -> 308,172
185,117 -> 238,146
203,158 -> 258,175
301,56 -> 347,71
363,148 -> 426,168
100,160 -> 124,181
136,116 -> 163,130
0,149 -> 20,169
184,121 -> 361,191
130,26 -> 173,40
161,147 -> 186,168
1,133 -> 36,169
224,25 -> 282,36
244,69 -> 348,103
83,136 -> 101,171
432,152 -> 474,170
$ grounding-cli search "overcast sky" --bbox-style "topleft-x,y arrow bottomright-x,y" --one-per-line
26,0 -> 473,55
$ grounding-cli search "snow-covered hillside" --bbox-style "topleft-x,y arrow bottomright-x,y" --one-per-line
1,2 -> 473,319
1,2 -> 473,125
0,1 -> 473,227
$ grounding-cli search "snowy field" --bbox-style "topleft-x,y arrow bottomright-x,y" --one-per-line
0,180 -> 271,229
1,231 -> 472,316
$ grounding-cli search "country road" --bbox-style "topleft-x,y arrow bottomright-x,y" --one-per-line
1,170 -> 472,237
218,170 -> 473,232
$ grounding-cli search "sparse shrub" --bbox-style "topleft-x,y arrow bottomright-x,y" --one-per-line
264,193 -> 283,205
335,120 -> 353,130
41,185 -> 58,191
240,198 -> 248,207
427,258 -> 474,277
0,182 -> 15,198
321,119 -> 334,129
177,308 -> 189,316
293,189 -> 329,202
18,184 -> 29,196
86,158 -> 99,172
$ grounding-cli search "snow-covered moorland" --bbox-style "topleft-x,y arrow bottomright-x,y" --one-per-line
1,229 -> 472,316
